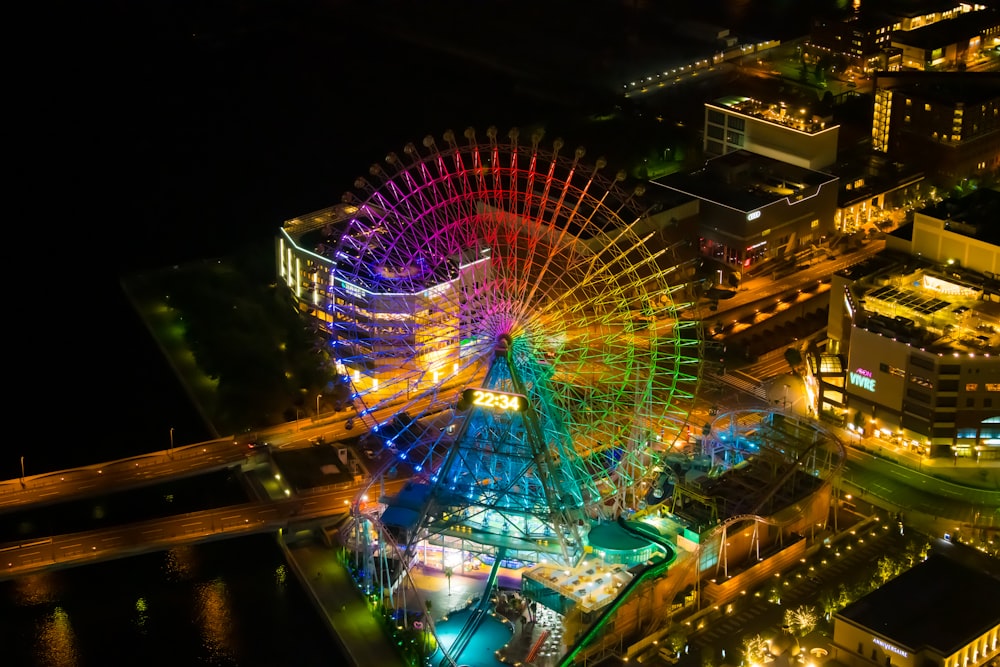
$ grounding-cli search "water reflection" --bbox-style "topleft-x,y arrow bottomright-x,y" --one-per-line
35,605 -> 79,667
134,596 -> 149,635
9,572 -> 60,606
195,577 -> 236,664
163,545 -> 197,581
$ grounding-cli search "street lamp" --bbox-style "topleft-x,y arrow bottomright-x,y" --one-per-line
316,394 -> 322,417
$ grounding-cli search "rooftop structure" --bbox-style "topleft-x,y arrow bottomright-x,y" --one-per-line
653,151 -> 839,276
704,96 -> 839,170
832,542 -> 1000,667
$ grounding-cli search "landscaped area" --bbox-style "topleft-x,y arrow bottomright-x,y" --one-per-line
122,241 -> 349,438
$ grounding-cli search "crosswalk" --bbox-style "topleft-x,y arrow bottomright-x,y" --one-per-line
717,371 -> 768,401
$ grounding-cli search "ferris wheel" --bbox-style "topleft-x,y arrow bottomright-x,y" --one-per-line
327,126 -> 702,518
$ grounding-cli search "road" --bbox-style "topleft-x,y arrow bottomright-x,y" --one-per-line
0,475 -> 407,580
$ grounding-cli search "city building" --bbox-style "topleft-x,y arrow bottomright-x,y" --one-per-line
703,95 -> 840,170
830,153 -> 926,234
871,71 -> 1000,189
807,1 -> 987,73
652,151 -> 840,281
890,8 -> 1000,71
831,540 -> 1000,667
276,202 -> 491,396
826,188 -> 1000,459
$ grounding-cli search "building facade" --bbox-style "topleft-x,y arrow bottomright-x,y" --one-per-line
890,9 -> 1000,71
652,151 -> 839,280
276,203 -> 492,397
826,189 -> 1000,458
872,71 -> 1000,189
704,96 -> 840,170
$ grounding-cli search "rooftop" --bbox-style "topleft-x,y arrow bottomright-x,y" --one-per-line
709,96 -> 838,135
841,250 -> 1000,355
652,150 -> 838,213
836,546 -> 1000,655
874,70 -> 1000,105
919,187 -> 1000,246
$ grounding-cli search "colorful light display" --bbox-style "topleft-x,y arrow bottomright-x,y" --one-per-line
328,127 -> 703,519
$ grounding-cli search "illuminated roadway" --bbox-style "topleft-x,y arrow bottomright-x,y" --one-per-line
0,393 -> 430,515
0,471 -> 406,581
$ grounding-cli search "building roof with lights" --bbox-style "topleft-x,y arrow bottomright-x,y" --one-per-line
836,545 -> 1000,657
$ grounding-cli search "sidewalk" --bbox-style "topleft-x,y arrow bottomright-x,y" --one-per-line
281,538 -> 408,667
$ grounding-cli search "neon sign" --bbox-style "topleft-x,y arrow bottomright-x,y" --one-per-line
747,210 -> 761,221
850,367 -> 876,392
873,638 -> 908,657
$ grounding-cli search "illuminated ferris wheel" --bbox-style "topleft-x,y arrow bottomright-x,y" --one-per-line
329,126 -> 702,518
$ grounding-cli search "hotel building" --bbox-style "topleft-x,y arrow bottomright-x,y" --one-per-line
872,71 -> 1000,189
275,203 -> 492,398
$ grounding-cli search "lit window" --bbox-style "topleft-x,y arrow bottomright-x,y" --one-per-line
967,383 -> 978,391
925,103 -> 931,111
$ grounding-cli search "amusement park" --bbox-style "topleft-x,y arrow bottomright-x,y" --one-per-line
275,127 -> 850,667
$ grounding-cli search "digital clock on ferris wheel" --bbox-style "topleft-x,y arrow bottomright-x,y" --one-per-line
460,388 -> 527,412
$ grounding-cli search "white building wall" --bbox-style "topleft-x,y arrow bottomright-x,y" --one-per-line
912,212 -> 1000,275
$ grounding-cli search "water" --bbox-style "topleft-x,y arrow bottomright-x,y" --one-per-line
0,295 -> 349,666
0,536 -> 340,667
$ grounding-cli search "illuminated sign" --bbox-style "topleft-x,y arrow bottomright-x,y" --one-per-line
849,367 -> 876,392
873,638 -> 908,658
747,210 -> 761,221
459,388 -> 527,412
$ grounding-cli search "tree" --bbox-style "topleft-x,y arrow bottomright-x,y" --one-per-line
874,556 -> 900,585
444,566 -> 453,593
784,347 -> 803,373
741,634 -> 769,665
852,410 -> 866,432
784,605 -> 819,637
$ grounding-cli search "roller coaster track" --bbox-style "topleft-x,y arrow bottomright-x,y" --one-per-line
557,503 -> 818,667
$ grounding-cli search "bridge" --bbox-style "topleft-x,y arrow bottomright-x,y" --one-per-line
0,486 -> 365,581
0,436 -> 258,514
0,429 -> 409,581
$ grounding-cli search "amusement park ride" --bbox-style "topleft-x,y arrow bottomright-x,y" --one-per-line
277,126 -> 846,666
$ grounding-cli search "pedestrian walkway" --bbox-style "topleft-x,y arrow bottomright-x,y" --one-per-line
281,539 -> 408,667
